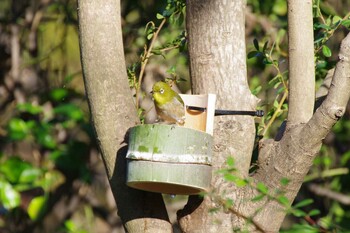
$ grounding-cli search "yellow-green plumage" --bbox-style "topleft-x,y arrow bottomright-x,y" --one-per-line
151,81 -> 185,125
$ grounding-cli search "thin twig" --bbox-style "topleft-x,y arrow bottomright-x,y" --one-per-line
135,18 -> 166,110
308,183 -> 350,205
304,216 -> 328,233
158,44 -> 180,52
215,197 -> 266,233
304,167 -> 349,182
315,12 -> 350,54
259,43 -> 289,136
262,90 -> 288,136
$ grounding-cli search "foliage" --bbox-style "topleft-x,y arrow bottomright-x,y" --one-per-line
245,0 -> 350,231
0,0 -> 101,232
248,37 -> 288,136
0,89 -> 92,228
213,157 -> 346,232
126,0 -> 188,118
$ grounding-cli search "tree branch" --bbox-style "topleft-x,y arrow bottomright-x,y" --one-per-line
308,183 -> 350,205
287,0 -> 315,126
302,32 -> 350,148
253,32 -> 350,233
77,1 -> 171,232
135,18 -> 166,110
179,0 -> 259,232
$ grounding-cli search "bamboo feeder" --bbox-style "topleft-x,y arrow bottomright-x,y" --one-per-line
126,94 -> 216,195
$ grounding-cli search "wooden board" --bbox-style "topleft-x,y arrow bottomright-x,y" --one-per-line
180,94 -> 216,135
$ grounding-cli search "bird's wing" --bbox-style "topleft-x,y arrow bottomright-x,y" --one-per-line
157,96 -> 185,124
175,93 -> 184,105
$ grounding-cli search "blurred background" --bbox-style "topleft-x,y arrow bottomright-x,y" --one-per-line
0,0 -> 349,232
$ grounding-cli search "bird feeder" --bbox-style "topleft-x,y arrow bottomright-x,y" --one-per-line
126,94 -> 216,195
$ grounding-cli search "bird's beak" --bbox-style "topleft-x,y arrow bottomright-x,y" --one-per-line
150,90 -> 154,94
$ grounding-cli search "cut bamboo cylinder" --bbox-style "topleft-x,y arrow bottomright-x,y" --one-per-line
126,124 -> 213,195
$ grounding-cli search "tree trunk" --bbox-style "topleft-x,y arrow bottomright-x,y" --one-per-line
77,1 -> 171,232
178,0 -> 259,232
287,0 -> 315,126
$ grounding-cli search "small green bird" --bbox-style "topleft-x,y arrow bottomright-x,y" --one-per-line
151,81 -> 185,125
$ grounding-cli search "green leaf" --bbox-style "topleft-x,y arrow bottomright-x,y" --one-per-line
0,157 -> 32,183
226,157 -> 235,167
293,199 -> 313,208
33,124 -> 57,149
27,196 -> 47,220
152,50 -> 163,56
247,51 -> 262,59
7,118 -> 30,140
256,182 -> 268,194
292,209 -> 307,217
235,178 -> 249,187
322,45 -> 332,57
156,13 -> 164,19
262,58 -> 273,65
50,88 -> 69,101
17,103 -> 43,115
162,8 -> 174,18
277,195 -> 290,206
314,22 -> 331,30
39,169 -> 65,192
276,87 -> 285,95
54,104 -> 84,121
147,33 -> 154,40
64,219 -> 78,232
268,75 -> 279,86
308,209 -> 320,216
340,151 -> 350,165
341,19 -> 350,28
19,167 -> 42,183
252,85 -> 262,96
282,103 -> 288,110
224,198 -> 234,208
167,65 -> 177,74
39,134 -> 56,149
251,193 -> 265,202
224,173 -> 236,182
253,38 -> 260,51
273,79 -> 282,89
272,0 -> 287,16
169,12 -> 184,26
262,41 -> 269,53
125,10 -> 140,24
280,178 -> 290,186
332,15 -> 342,25
0,180 -> 21,209
314,35 -> 326,45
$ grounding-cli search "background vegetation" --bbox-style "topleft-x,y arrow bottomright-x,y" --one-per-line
0,0 -> 349,232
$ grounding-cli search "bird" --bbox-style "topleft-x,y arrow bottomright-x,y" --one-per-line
151,81 -> 185,125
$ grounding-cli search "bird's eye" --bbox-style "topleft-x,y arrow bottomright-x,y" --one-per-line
160,88 -> 164,94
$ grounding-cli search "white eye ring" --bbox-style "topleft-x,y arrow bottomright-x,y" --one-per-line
160,88 -> 164,94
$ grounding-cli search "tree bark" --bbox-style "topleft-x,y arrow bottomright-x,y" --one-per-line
287,0 -> 315,126
178,0 -> 259,232
77,1 -> 171,232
